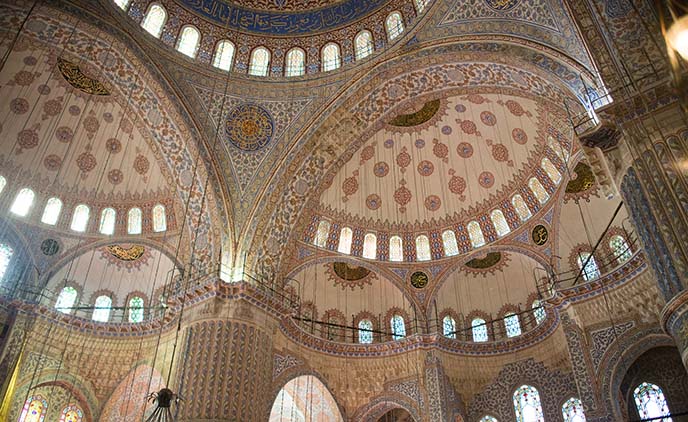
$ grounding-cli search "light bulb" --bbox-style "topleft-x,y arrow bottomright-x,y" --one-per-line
667,14 -> 688,61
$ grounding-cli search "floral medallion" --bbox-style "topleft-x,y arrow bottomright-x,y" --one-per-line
225,103 -> 274,151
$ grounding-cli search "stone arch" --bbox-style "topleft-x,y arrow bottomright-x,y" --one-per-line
353,393 -> 421,422
268,372 -> 345,422
99,364 -> 165,421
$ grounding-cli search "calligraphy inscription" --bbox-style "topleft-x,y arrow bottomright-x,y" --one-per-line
411,271 -> 429,289
57,58 -> 110,96
107,244 -> 145,261
532,224 -> 549,246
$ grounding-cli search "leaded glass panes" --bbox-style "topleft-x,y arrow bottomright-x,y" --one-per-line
358,319 -> 373,344
128,207 -> 142,234
633,382 -> 672,422
249,47 -> 270,76
176,26 -> 200,58
114,0 -> 130,10
41,197 -> 62,225
577,252 -> 600,281
213,40 -> 235,71
19,395 -> 48,422
385,12 -> 404,40
70,204 -> 90,232
443,315 -> 456,339
562,397 -> 586,422
610,235 -> 632,263
529,177 -> 549,204
532,300 -> 546,324
285,48 -> 305,77
0,243 -> 13,281
362,233 -> 377,259
513,385 -> 545,422
314,220 -> 330,247
338,227 -> 353,254
55,286 -> 77,314
128,296 -> 144,323
414,0 -> 428,12
141,4 -> 166,38
472,318 -> 488,342
322,43 -> 341,72
442,230 -> 459,256
416,235 -> 431,261
467,221 -> 486,248
10,188 -> 35,217
92,295 -> 112,322
504,312 -> 522,337
541,157 -> 562,184
391,315 -> 406,340
354,31 -> 373,60
59,404 -> 83,422
390,235 -> 403,262
153,204 -> 167,232
480,416 -> 498,422
512,194 -> 532,221
99,208 -> 116,235
548,136 -> 569,162
491,209 -> 511,237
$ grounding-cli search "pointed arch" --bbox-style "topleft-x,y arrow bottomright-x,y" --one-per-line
354,30 -> 374,60
269,375 -> 344,422
176,25 -> 200,58
141,3 -> 167,38
385,12 -> 404,40
513,385 -> 544,422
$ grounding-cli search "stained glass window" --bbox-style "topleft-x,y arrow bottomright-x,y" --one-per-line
0,243 -> 13,281
541,157 -> 562,184
362,233 -> 377,259
0,175 -> 6,194
416,235 -> 431,261
128,296 -> 144,323
99,208 -> 116,235
176,26 -> 200,58
92,295 -> 112,322
491,209 -> 511,237
114,0 -> 130,10
610,235 -> 632,263
562,397 -> 586,422
153,204 -> 167,232
249,47 -> 270,76
390,235 -> 403,262
59,404 -> 83,422
532,300 -> 546,325
414,0 -> 429,12
128,207 -> 142,234
633,382 -> 672,422
11,188 -> 35,217
70,204 -> 90,232
385,12 -> 404,40
358,319 -> 373,344
314,220 -> 330,247
513,385 -> 545,422
285,48 -> 305,77
480,417 -> 499,422
213,40 -> 235,71
529,178 -> 549,204
19,395 -> 47,422
338,227 -> 353,254
442,230 -> 459,256
141,4 -> 166,38
443,315 -> 456,339
467,221 -> 486,248
41,197 -> 62,225
548,136 -> 569,162
512,194 -> 532,221
391,314 -> 406,340
472,318 -> 488,342
577,252 -> 600,281
354,31 -> 374,60
322,43 -> 341,71
504,312 -> 522,337
55,286 -> 77,314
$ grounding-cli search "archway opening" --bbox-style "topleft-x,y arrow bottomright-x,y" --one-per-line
377,408 -> 415,422
269,375 -> 343,422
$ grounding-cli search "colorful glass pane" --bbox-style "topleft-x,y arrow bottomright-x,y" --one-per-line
390,235 -> 403,262
491,209 -> 511,237
386,12 -> 404,40
177,26 -> 200,58
358,319 -> 373,344
11,188 -> 35,217
99,208 -> 116,235
322,43 -> 341,71
391,315 -> 406,340
92,295 -> 112,322
633,382 -> 672,422
513,385 -> 545,422
442,230 -> 459,256
562,397 -> 586,422
128,207 -> 142,234
59,405 -> 83,422
577,253 -> 600,281
213,40 -> 235,71
0,243 -> 13,281
285,48 -> 305,77
314,220 -> 330,247
128,296 -> 144,323
355,31 -> 373,60
467,221 -> 486,248
70,204 -> 90,232
541,157 -> 562,184
443,315 -> 456,339
480,417 -> 498,422
55,286 -> 77,314
504,313 -> 522,337
153,204 -> 167,232
472,318 -> 488,342
249,47 -> 270,76
41,197 -> 63,225
19,395 -> 48,422
362,233 -> 377,259
529,178 -> 549,204
337,227 -> 353,254
512,194 -> 532,221
141,4 -> 166,38
416,235 -> 431,261
610,235 -> 632,263
532,300 -> 546,325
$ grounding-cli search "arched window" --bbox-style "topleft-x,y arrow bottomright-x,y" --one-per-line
128,207 -> 142,234
59,404 -> 83,422
0,243 -> 14,281
70,204 -> 90,232
354,30 -> 374,60
472,318 -> 488,342
285,48 -> 305,77
18,395 -> 48,422
10,188 -> 35,217
512,194 -> 532,221
176,26 -> 200,58
562,397 -> 586,422
480,417 -> 499,422
577,252 -> 601,281
128,296 -> 144,323
362,233 -> 377,259
141,4 -> 167,38
41,197 -> 62,225
152,204 -> 167,232
504,312 -> 522,337
390,235 -> 403,262
548,136 -> 569,162
385,12 -> 405,40
442,230 -> 459,256
114,0 -> 130,10
321,42 -> 341,71
0,175 -> 6,194
358,319 -> 373,344
249,47 -> 270,76
633,382 -> 672,422
213,40 -> 235,71
416,235 -> 431,261
491,209 -> 511,237
610,235 -> 632,263
338,227 -> 353,254
467,221 -> 486,248
513,385 -> 545,422
391,315 -> 406,340
99,208 -> 116,235
529,177 -> 549,204
55,286 -> 77,314
414,0 -> 429,12
541,157 -> 562,184
314,220 -> 330,247
92,295 -> 112,322
443,315 -> 456,339
532,300 -> 546,325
